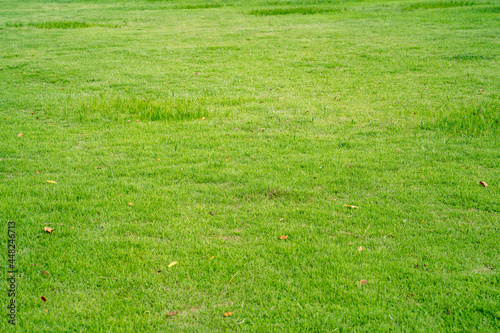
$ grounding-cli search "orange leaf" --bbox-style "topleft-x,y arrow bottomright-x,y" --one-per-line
360,279 -> 367,285
17,133 -> 23,137
128,202 -> 133,206
166,311 -> 177,316
44,227 -> 53,234
224,311 -> 233,317
479,181 -> 488,187
279,235 -> 288,240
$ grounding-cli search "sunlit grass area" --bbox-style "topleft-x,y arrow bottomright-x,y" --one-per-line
1,0 -> 499,331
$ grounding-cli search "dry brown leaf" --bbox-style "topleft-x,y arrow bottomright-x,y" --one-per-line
479,181 -> 488,187
358,246 -> 363,252
44,227 -> 53,234
224,311 -> 233,317
36,170 -> 41,174
360,279 -> 367,285
41,270 -> 49,275
168,261 -> 178,268
128,202 -> 133,206
46,180 -> 57,184
40,296 -> 47,302
344,204 -> 358,209
279,235 -> 288,240
17,133 -> 24,137
166,311 -> 177,316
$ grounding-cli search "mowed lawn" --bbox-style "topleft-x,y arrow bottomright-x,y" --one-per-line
1,0 -> 499,331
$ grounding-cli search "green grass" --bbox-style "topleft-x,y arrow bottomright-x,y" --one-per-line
1,0 -> 499,331
400,0 -> 477,11
249,6 -> 341,15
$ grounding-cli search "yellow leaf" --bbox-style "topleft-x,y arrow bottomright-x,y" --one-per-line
344,204 -> 358,209
224,311 -> 233,317
44,227 -> 53,234
210,256 -> 215,260
168,261 -> 178,268
46,180 -> 57,184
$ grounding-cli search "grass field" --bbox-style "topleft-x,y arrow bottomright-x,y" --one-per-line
1,0 -> 499,331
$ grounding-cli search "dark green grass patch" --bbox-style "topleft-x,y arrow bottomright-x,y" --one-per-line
249,6 -> 341,15
450,54 -> 495,61
5,20 -> 126,29
437,101 -> 500,136
400,0 -> 476,11
74,97 -> 207,122
472,5 -> 500,12
174,3 -> 227,9
28,21 -> 93,29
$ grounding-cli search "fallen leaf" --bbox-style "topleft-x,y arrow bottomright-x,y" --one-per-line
128,202 -> 133,206
41,270 -> 49,275
279,218 -> 284,221
40,296 -> 47,302
194,72 -> 200,75
156,270 -> 161,273
360,279 -> 367,285
358,246 -> 363,252
168,261 -> 178,268
344,204 -> 358,209
279,235 -> 288,240
36,171 -> 41,174
210,256 -> 215,260
201,117 -> 206,120
479,181 -> 488,187
44,309 -> 48,313
46,180 -> 57,184
166,311 -> 177,316
44,227 -> 53,234
17,133 -> 24,137
224,311 -> 233,317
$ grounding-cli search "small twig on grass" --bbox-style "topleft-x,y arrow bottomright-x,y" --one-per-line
340,231 -> 362,238
274,324 -> 284,330
383,233 -> 394,238
228,271 -> 240,284
362,224 -> 371,237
